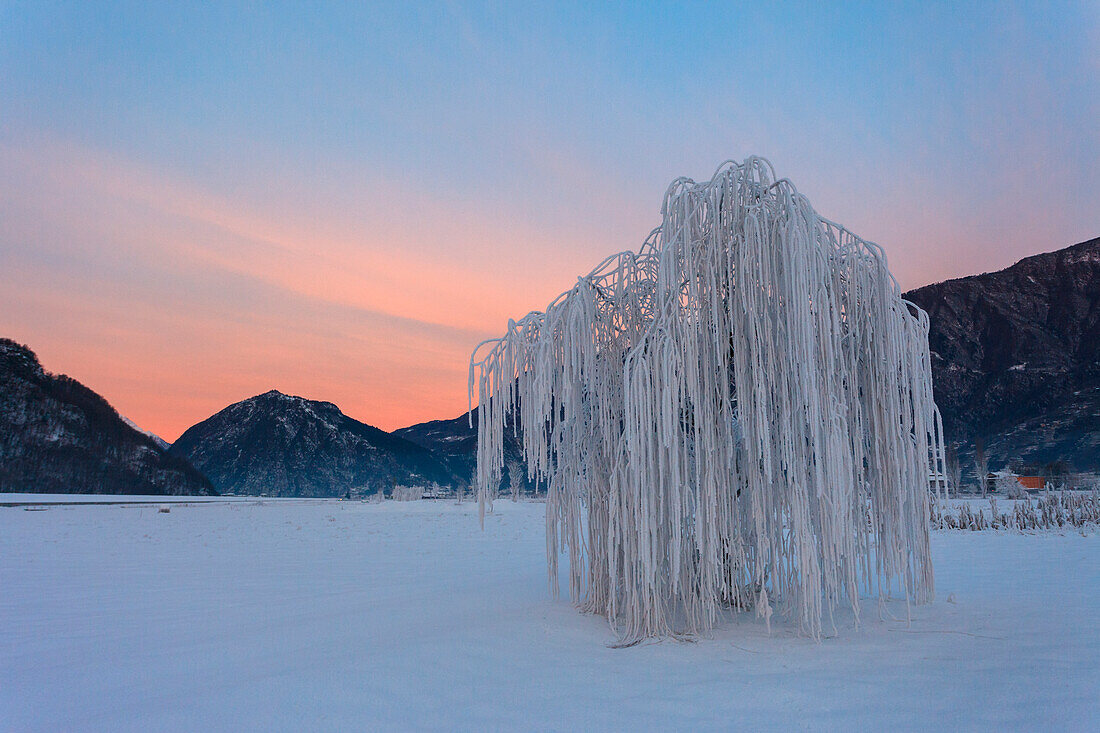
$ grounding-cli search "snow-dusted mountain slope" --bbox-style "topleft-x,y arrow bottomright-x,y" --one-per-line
0,339 -> 214,496
394,410 -> 537,495
170,390 -> 458,497
121,416 -> 169,450
905,236 -> 1100,472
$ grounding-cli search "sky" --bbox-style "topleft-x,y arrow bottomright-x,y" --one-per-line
2,1 -> 1098,441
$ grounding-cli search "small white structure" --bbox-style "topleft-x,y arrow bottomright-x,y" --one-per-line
471,158 -> 944,643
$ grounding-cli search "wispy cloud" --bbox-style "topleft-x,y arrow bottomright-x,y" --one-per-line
0,135 -> 606,438
2,2 -> 1095,439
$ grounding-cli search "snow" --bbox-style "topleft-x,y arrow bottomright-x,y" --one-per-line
121,416 -> 170,450
0,494 -> 278,505
2,499 -> 1097,730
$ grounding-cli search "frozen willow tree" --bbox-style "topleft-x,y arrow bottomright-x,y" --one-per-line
470,157 -> 945,644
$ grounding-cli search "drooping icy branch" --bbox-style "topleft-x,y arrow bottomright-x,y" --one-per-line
471,157 -> 944,644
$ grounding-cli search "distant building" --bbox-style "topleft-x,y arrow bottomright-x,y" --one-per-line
928,470 -> 949,492
1014,476 -> 1047,492
989,470 -> 1048,494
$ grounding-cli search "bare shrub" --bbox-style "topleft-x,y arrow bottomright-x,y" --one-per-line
507,459 -> 524,502
931,491 -> 1100,531
974,438 -> 989,496
391,485 -> 423,502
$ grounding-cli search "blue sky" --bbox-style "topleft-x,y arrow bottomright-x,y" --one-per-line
1,1 -> 1097,437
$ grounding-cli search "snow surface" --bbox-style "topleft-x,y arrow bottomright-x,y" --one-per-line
0,494 -> 264,505
1,498 -> 1097,730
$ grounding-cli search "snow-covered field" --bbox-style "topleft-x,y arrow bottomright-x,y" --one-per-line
0,494 -> 264,505
2,498 -> 1097,731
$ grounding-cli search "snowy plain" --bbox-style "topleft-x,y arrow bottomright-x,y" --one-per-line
0,494 -> 262,505
1,497 -> 1097,731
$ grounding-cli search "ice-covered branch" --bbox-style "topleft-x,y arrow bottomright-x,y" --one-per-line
471,157 -> 943,644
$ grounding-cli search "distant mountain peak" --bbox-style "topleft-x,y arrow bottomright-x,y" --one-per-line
257,388 -> 295,400
242,389 -> 342,414
171,391 -> 458,497
395,410 -> 538,496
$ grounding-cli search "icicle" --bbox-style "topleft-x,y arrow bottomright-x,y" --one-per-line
469,157 -> 940,643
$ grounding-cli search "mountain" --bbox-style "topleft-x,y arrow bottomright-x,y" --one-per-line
393,413 -> 478,481
170,390 -> 458,497
122,416 -> 170,450
0,339 -> 215,495
904,236 -> 1100,474
394,411 -> 539,496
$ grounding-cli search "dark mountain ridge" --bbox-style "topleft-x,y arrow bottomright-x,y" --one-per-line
904,236 -> 1100,473
170,390 -> 459,497
0,339 -> 215,495
394,409 -> 538,495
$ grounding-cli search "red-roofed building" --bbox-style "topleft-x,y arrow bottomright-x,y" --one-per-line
1015,476 -> 1047,492
989,471 -> 1051,495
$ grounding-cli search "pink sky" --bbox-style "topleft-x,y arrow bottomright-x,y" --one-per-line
2,4 -> 1096,441
3,133 -> 1094,442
